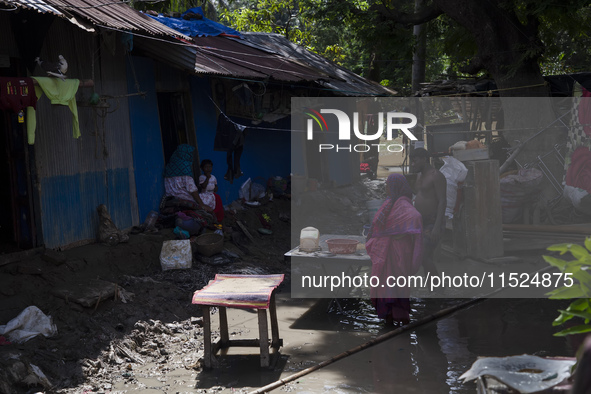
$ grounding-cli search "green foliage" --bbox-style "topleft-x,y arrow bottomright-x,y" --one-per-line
426,15 -> 479,79
535,3 -> 591,75
219,0 -> 315,46
544,238 -> 591,337
130,0 -> 591,93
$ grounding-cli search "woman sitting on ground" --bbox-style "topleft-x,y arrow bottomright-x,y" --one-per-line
162,144 -> 213,215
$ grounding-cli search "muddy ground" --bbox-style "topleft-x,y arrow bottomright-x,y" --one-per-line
0,180 -> 382,394
2,173 -> 587,394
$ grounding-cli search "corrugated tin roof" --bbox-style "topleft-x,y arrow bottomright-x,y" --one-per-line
238,32 -> 396,96
192,36 -> 335,82
0,0 -> 188,38
136,35 -> 331,80
135,33 -> 395,96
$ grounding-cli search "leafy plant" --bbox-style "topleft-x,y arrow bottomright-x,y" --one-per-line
544,237 -> 591,337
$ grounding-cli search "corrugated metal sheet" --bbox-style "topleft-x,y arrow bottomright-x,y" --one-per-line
32,19 -> 138,248
238,32 -> 397,96
18,0 -> 62,15
193,36 -> 333,81
0,0 -> 188,38
136,35 -> 324,81
136,34 -> 394,96
136,32 -> 395,96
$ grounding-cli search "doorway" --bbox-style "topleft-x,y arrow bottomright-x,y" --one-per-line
0,109 -> 36,252
157,91 -> 198,173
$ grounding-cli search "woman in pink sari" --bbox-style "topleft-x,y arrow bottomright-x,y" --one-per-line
366,173 -> 423,325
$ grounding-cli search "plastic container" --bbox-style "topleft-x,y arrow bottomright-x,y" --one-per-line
366,199 -> 384,224
299,227 -> 319,252
326,238 -> 359,254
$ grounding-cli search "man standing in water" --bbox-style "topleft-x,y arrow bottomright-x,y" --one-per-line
409,148 -> 447,275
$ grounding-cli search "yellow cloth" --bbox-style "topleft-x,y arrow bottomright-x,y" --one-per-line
27,77 -> 80,145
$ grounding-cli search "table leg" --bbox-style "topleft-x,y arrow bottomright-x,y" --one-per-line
219,306 -> 229,348
201,306 -> 212,368
269,293 -> 280,349
257,309 -> 269,367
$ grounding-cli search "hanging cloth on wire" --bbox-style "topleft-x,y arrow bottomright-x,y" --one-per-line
214,114 -> 247,182
214,114 -> 246,151
27,77 -> 80,145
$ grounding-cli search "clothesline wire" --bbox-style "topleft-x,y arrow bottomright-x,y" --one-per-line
207,94 -> 587,135
426,82 -> 549,97
208,95 -> 296,133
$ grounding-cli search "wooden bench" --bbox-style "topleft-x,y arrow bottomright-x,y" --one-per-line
192,274 -> 284,368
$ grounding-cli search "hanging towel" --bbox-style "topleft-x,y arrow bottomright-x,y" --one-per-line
27,77 -> 80,145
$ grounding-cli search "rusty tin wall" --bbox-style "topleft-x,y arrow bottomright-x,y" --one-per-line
33,19 -> 139,248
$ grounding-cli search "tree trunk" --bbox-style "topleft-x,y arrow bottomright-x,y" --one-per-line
432,0 -> 566,202
433,0 -> 547,96
412,0 -> 427,95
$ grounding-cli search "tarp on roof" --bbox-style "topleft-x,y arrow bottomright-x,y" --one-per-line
146,7 -> 241,38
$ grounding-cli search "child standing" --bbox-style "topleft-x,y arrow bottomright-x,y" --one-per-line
199,159 -> 224,223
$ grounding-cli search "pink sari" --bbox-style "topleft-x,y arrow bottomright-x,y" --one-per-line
366,196 -> 423,321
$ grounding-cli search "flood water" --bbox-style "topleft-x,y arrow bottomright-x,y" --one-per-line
192,294 -> 574,393
284,297 -> 573,393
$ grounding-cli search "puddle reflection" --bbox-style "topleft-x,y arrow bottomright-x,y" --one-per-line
289,297 -> 572,393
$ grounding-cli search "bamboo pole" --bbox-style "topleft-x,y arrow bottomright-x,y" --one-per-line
249,296 -> 488,394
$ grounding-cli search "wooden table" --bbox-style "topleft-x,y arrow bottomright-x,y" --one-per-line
285,234 -> 371,309
192,274 -> 284,368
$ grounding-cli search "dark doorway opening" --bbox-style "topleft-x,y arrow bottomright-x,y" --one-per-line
0,111 -> 36,252
0,60 -> 38,253
157,92 -> 198,173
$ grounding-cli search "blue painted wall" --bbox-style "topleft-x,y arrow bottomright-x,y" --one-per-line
127,56 -> 165,222
189,76 -> 291,205
40,169 -> 132,247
